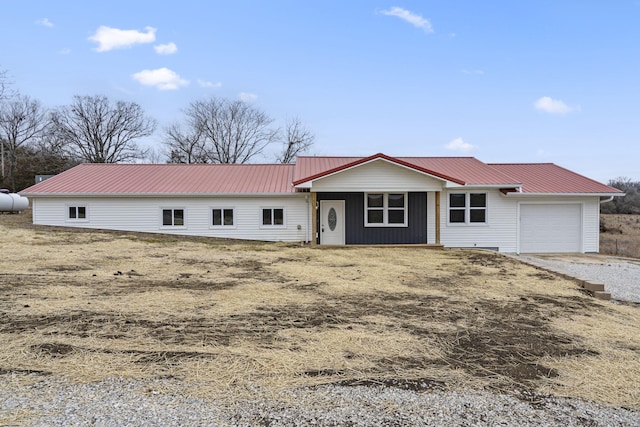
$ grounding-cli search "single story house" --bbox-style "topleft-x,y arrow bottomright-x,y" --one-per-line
19,153 -> 622,253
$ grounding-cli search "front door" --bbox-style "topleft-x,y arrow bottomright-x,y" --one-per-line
320,200 -> 345,245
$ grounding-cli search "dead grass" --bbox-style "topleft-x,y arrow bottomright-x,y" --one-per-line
1,210 -> 640,411
600,214 -> 640,258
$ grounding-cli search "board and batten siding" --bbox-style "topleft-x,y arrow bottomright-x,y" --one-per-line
317,192 -> 428,244
309,160 -> 445,192
440,190 -> 518,252
31,195 -> 311,242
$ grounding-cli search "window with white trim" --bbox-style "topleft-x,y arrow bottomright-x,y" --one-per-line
212,208 -> 235,227
162,208 -> 185,227
448,193 -> 487,224
365,193 -> 407,227
262,208 -> 285,226
67,205 -> 87,221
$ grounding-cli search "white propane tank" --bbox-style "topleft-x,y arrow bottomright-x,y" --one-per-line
0,190 -> 29,212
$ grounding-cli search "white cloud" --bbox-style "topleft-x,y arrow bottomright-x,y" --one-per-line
445,137 -> 475,153
239,92 -> 258,102
533,96 -> 576,114
89,25 -> 156,52
461,69 -> 484,75
154,42 -> 177,55
131,67 -> 189,90
36,18 -> 54,28
380,7 -> 433,33
59,48 -> 71,55
198,79 -> 222,88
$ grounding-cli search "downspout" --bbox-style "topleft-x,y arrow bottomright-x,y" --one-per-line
599,196 -> 614,204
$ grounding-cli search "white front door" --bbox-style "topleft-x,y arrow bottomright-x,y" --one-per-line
320,200 -> 345,245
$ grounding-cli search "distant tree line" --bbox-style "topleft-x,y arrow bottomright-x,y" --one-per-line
0,66 -> 314,192
601,178 -> 640,214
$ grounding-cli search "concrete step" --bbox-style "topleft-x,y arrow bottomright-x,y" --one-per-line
593,291 -> 612,301
583,282 -> 605,292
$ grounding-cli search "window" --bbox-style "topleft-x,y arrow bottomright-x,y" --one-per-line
68,206 -> 87,220
448,193 -> 487,224
162,208 -> 185,227
212,208 -> 234,227
262,208 -> 284,226
365,193 -> 407,227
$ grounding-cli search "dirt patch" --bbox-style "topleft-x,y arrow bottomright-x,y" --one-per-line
31,343 -> 76,357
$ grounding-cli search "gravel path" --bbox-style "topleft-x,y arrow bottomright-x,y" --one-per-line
516,255 -> 640,303
1,377 -> 639,426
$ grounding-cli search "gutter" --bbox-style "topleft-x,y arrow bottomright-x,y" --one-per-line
500,192 -> 624,198
18,192 -> 303,198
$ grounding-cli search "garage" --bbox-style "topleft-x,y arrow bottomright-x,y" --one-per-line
519,204 -> 582,253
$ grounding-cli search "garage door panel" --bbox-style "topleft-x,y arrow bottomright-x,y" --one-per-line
520,204 -> 581,253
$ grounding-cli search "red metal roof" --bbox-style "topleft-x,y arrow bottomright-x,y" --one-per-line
21,163 -> 296,195
294,154 -> 520,186
396,157 -> 520,186
488,163 -> 622,194
20,156 -> 621,196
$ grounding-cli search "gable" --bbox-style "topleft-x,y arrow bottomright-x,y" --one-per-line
303,158 -> 446,192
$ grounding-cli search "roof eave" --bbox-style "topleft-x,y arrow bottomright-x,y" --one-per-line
502,192 -> 624,197
20,192 -> 301,197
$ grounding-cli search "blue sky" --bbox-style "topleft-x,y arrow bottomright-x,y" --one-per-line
1,1 -> 638,182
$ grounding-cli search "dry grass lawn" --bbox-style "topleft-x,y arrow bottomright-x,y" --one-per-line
601,214 -> 640,258
1,210 -> 639,412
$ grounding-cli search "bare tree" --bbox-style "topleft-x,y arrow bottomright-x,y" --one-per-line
601,177 -> 640,214
49,95 -> 156,163
0,94 -> 48,191
0,67 -> 14,102
163,122 -> 207,163
170,97 -> 278,164
276,117 -> 315,163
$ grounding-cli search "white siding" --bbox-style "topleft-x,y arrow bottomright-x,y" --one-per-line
310,160 -> 445,192
439,193 -> 601,253
440,190 -> 518,252
31,195 -> 311,243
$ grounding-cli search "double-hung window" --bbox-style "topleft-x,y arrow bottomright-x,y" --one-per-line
365,193 -> 407,226
448,193 -> 487,224
162,208 -> 185,227
212,208 -> 235,227
262,208 -> 284,226
67,206 -> 87,221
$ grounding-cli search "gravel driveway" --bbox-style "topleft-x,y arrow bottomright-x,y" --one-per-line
516,254 -> 640,303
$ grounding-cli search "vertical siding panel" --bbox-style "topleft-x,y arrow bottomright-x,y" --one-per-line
317,192 -> 427,244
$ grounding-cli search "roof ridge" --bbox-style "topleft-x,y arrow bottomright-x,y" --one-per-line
488,162 -> 555,166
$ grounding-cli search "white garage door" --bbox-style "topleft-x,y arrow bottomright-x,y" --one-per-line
520,204 -> 582,253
